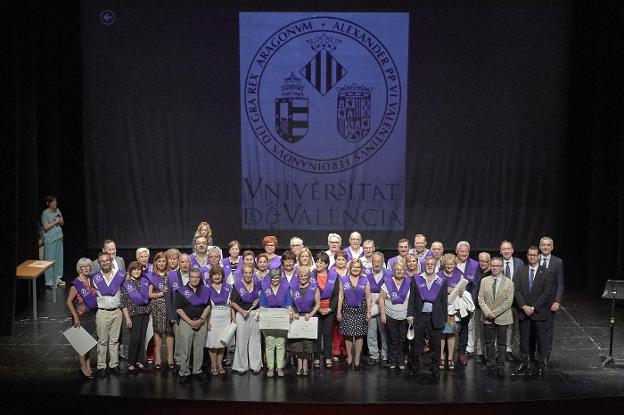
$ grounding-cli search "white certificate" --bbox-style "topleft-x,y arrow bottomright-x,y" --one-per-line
448,278 -> 469,305
63,326 -> 97,356
258,308 -> 290,330
288,316 -> 318,339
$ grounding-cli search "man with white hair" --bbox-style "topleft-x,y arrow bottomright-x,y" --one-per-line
455,240 -> 479,365
420,241 -> 444,273
324,233 -> 342,268
343,231 -> 364,261
289,237 -> 304,258
361,239 -> 376,274
539,236 -> 564,364
366,251 -> 389,367
500,240 -> 525,361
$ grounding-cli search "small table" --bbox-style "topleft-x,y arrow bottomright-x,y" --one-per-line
16,260 -> 56,319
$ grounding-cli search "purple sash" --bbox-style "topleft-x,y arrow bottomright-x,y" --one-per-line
92,270 -> 125,297
282,269 -> 299,290
384,276 -> 411,305
167,270 -> 184,293
461,258 -> 478,282
316,269 -> 338,300
234,269 -> 263,285
178,284 -> 211,306
292,279 -> 318,313
146,271 -> 167,292
341,275 -> 368,307
190,253 -> 207,269
123,277 -> 150,305
261,278 -> 289,307
416,274 -> 444,302
72,278 -> 98,309
343,247 -> 364,261
210,283 -> 231,305
437,268 -> 464,288
268,255 -> 282,270
233,280 -> 259,303
367,269 -> 387,294
254,271 -> 269,284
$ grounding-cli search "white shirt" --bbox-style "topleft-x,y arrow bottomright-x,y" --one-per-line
381,278 -> 409,320
457,261 -> 466,274
95,272 -> 121,309
540,255 -> 551,268
502,258 -> 516,280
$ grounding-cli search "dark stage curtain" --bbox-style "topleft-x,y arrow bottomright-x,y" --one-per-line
4,1 -> 624,335
4,0 -> 85,334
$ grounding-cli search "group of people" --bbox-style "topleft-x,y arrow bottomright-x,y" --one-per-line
65,222 -> 564,383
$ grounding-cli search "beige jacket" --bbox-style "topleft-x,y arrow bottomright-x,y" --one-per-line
478,275 -> 514,325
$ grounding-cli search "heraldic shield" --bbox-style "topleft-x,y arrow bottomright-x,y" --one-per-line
337,84 -> 371,143
275,97 -> 309,143
275,73 -> 309,144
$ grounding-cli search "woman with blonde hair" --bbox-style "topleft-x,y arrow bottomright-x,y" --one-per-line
147,252 -> 176,370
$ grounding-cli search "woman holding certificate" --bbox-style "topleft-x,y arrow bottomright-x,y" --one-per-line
230,264 -> 262,375
437,253 -> 463,370
66,257 -> 98,379
290,266 -> 320,376
379,258 -> 411,372
337,258 -> 372,371
205,264 -> 232,376
120,261 -> 150,373
259,268 -> 293,377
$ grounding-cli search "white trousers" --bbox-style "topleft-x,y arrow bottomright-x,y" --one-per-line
232,312 -> 262,372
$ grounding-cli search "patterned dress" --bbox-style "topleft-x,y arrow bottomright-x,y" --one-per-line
149,274 -> 174,335
71,280 -> 97,336
339,281 -> 368,337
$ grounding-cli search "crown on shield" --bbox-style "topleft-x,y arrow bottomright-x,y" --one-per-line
337,83 -> 372,98
281,72 -> 305,98
306,33 -> 341,51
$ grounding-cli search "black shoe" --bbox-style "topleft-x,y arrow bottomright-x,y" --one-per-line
380,358 -> 390,368
97,369 -> 107,379
409,366 -> 418,376
110,366 -> 122,375
366,358 -> 378,366
475,354 -> 484,364
496,367 -> 505,377
431,368 -> 440,379
516,361 -> 529,372
179,375 -> 190,384
466,351 -> 474,358
536,367 -> 544,377
506,352 -> 515,362
354,364 -> 361,371
480,364 -> 495,373
194,372 -> 209,382
174,364 -> 180,374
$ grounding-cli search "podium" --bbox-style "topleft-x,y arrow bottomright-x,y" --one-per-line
600,280 -> 624,367
16,260 -> 56,319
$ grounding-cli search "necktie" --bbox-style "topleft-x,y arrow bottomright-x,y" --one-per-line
543,257 -> 549,268
529,268 -> 535,290
505,261 -> 511,278
492,279 -> 497,300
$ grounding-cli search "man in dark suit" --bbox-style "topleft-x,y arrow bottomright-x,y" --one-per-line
539,236 -> 564,364
514,246 -> 554,376
407,257 -> 448,379
500,240 -> 525,361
